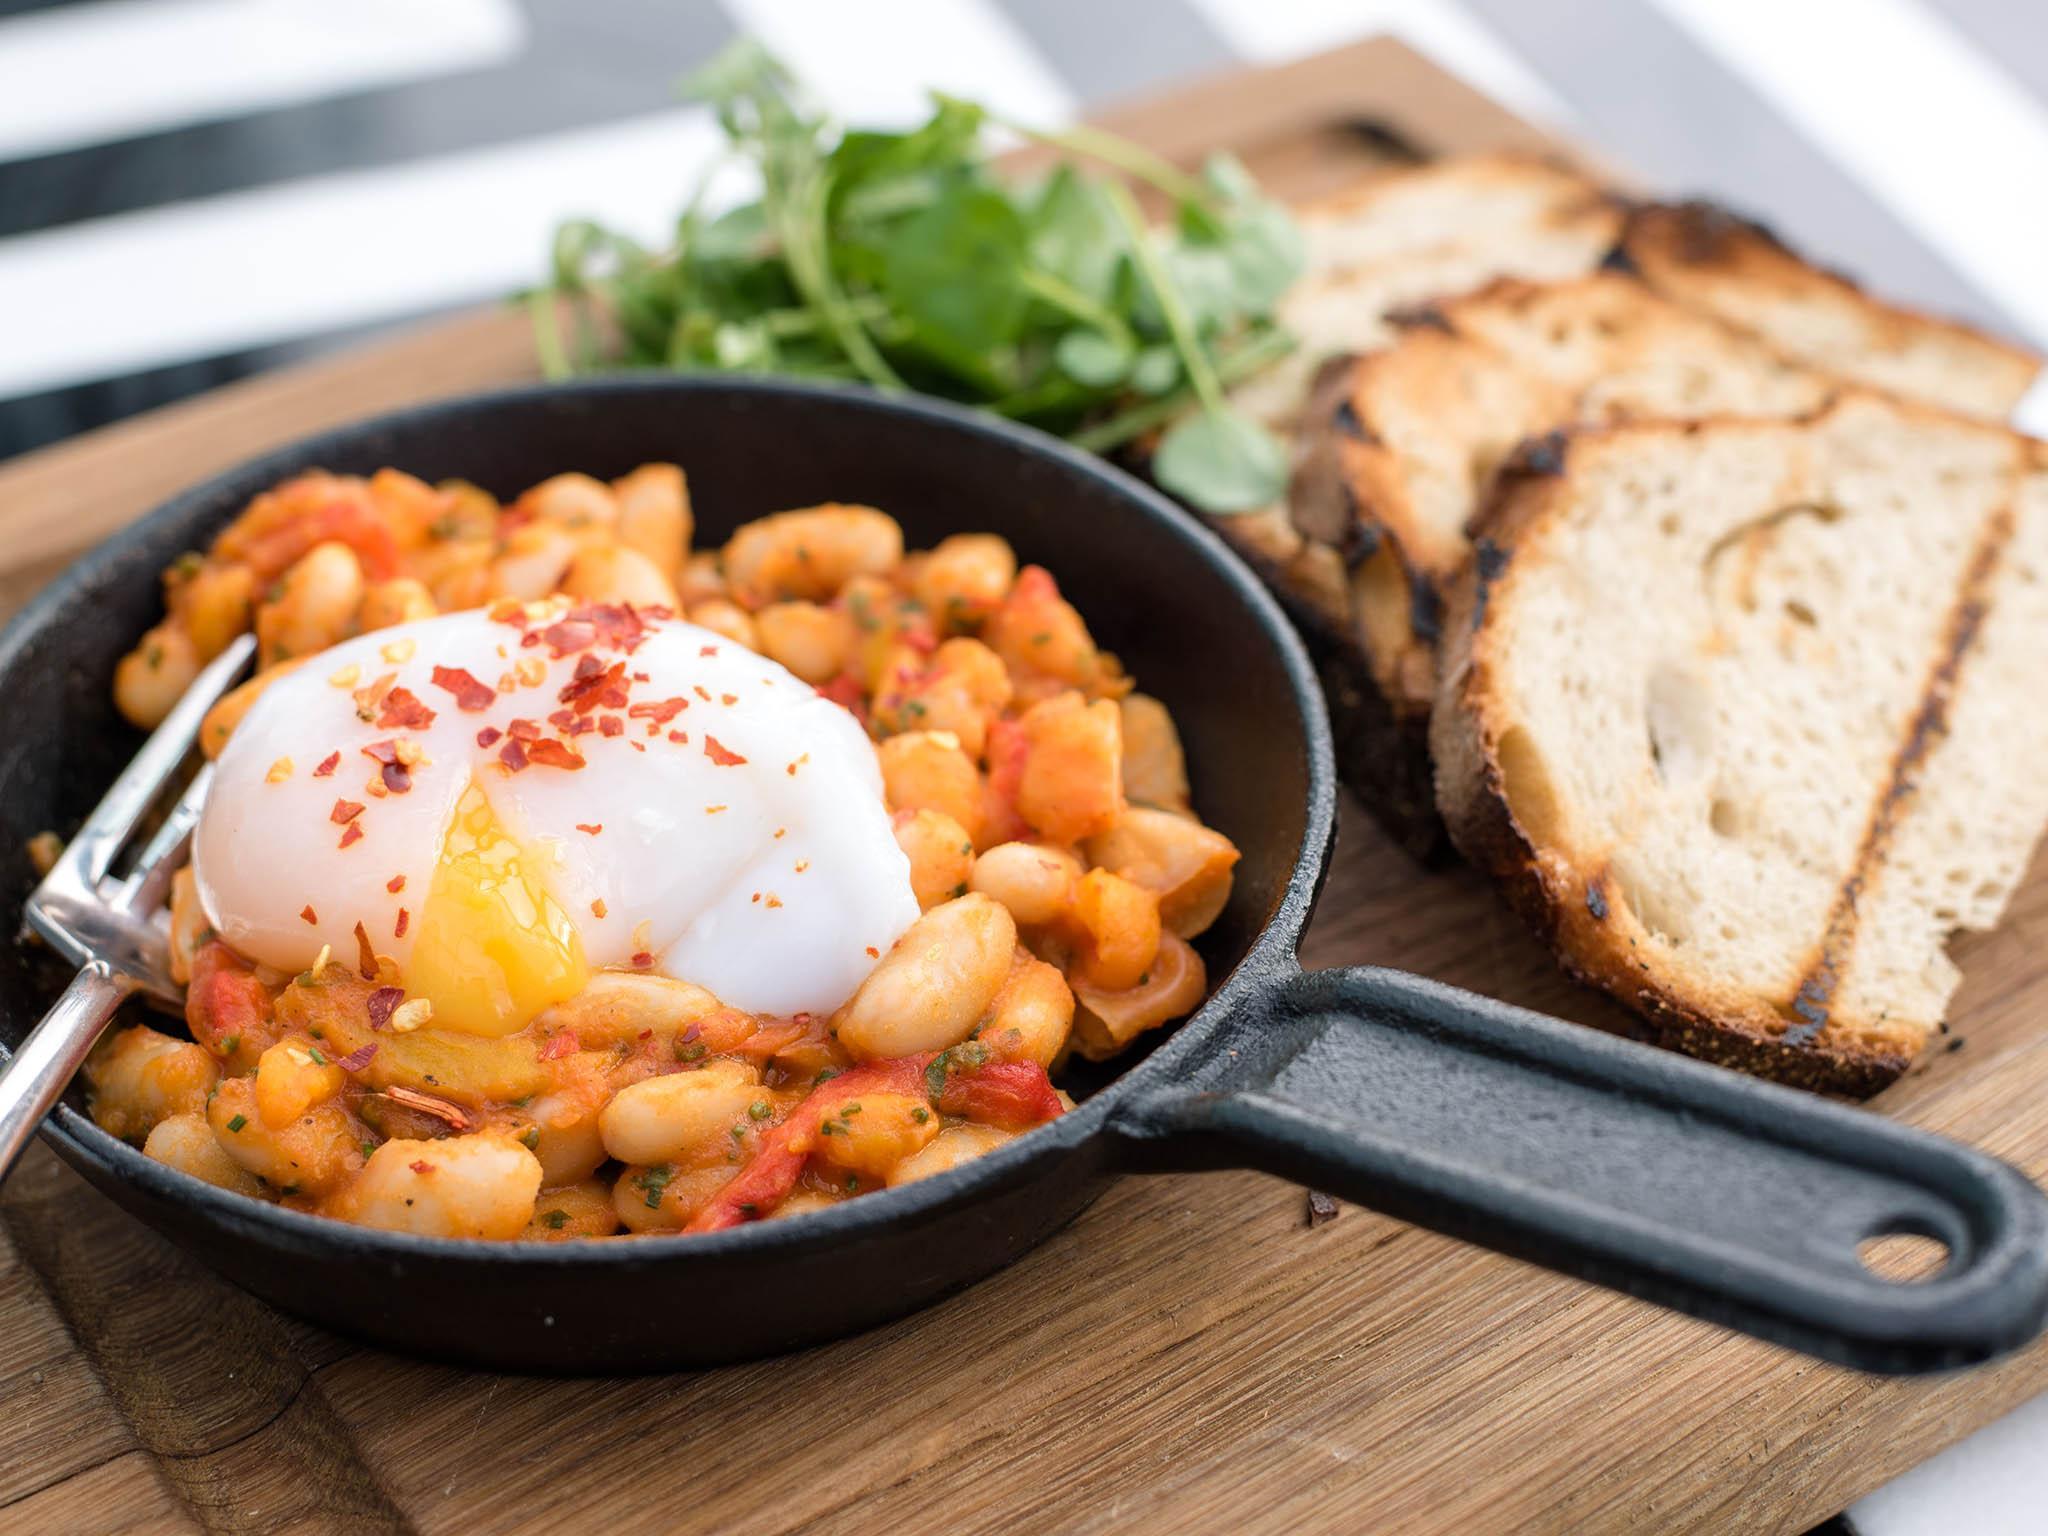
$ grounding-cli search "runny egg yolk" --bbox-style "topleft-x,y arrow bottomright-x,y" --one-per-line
405,783 -> 587,1037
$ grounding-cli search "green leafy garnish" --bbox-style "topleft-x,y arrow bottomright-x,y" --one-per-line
528,40 -> 1300,512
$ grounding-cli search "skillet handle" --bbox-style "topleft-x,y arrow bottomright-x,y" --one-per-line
1108,965 -> 2048,1374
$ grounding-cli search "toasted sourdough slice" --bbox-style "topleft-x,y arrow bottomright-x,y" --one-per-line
1224,152 -> 1621,422
1203,154 -> 1622,854
1291,273 -> 1839,725
1614,202 -> 2041,419
1219,154 -> 1621,561
1431,393 -> 2048,1094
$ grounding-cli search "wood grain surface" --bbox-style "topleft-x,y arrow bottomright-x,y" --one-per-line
3,38 -> 2044,1536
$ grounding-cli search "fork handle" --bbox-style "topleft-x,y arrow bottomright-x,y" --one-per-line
0,962 -> 135,1182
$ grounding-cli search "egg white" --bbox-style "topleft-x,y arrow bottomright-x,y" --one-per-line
194,608 -> 918,1017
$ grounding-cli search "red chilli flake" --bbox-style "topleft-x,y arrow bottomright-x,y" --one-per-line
375,686 -> 436,731
699,644 -> 718,657
498,738 -> 529,773
560,657 -> 628,715
386,875 -> 406,894
335,1042 -> 378,1073
668,730 -> 688,745
720,693 -> 738,706
381,760 -> 411,794
410,1160 -> 435,1176
385,1085 -> 470,1130
430,665 -> 496,711
366,986 -> 403,1030
575,823 -> 603,836
300,904 -> 319,925
331,799 -> 364,824
354,922 -> 378,980
692,685 -> 711,702
598,715 -> 623,738
394,907 -> 410,939
508,718 -> 541,741
535,618 -> 597,658
703,735 -> 747,767
313,751 -> 340,778
628,696 -> 687,725
630,950 -> 655,968
338,822 -> 364,849
538,1029 -> 579,1061
476,726 -> 503,748
525,738 -> 586,771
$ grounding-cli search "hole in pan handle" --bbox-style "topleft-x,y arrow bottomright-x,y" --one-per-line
1109,965 -> 2048,1375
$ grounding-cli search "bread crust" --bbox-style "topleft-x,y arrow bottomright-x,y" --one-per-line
1613,201 -> 2041,419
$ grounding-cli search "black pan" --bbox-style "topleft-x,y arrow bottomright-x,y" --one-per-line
3,378 -> 2044,1375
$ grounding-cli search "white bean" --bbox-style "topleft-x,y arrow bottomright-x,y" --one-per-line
833,894 -> 1015,1059
339,1134 -> 543,1239
598,1059 -> 761,1166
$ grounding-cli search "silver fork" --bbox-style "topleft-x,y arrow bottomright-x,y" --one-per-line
0,634 -> 255,1180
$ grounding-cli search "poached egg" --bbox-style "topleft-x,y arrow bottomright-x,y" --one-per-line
194,601 -> 917,1030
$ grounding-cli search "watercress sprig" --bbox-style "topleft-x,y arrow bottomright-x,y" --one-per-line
529,39 -> 1304,513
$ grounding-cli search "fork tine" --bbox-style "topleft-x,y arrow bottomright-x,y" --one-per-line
68,633 -> 253,886
117,762 -> 215,916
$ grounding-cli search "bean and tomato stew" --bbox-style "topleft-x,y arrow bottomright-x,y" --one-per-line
89,465 -> 1237,1239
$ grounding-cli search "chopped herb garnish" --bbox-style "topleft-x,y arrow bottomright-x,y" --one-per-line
360,1139 -> 377,1158
912,1107 -> 930,1124
218,1035 -> 239,1056
748,1100 -> 772,1120
520,1126 -> 540,1151
813,1067 -> 840,1087
542,1209 -> 569,1230
225,1114 -> 247,1133
635,1166 -> 675,1209
306,1046 -> 327,1066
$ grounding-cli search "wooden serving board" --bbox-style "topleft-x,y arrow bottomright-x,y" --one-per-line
4,37 -> 2045,1536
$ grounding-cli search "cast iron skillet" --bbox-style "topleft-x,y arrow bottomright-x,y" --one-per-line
2,378 -> 2045,1376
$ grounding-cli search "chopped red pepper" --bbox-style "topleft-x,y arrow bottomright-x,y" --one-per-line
185,942 -> 271,1060
936,1061 -> 1065,1130
687,1054 -> 1063,1232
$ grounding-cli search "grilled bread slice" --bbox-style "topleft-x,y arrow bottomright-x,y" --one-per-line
1205,154 -> 1623,854
1224,152 -> 1626,438
1613,202 -> 2040,419
1431,393 -> 2048,1093
1292,273 -> 1839,728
